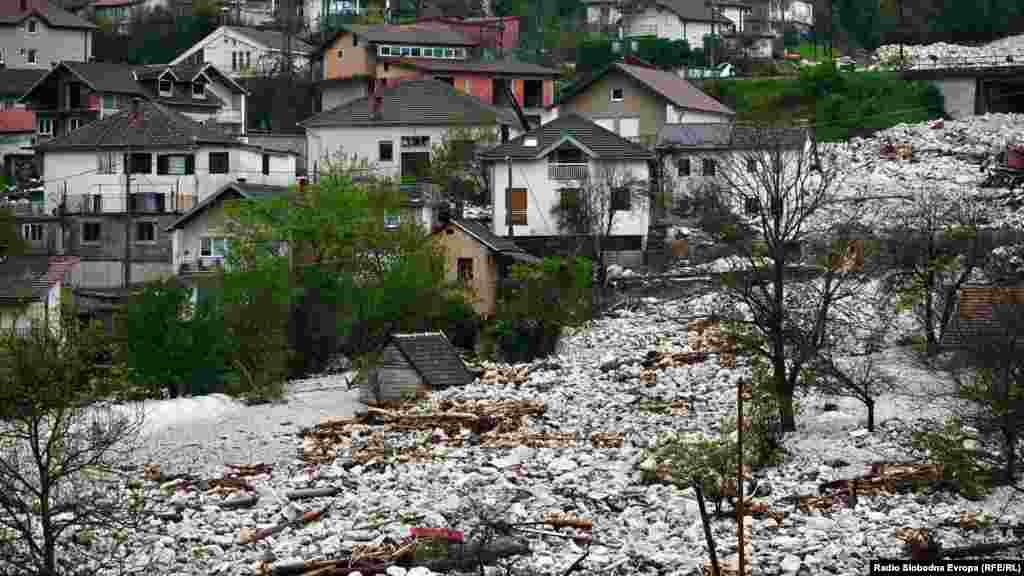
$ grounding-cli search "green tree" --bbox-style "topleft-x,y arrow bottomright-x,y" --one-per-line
429,126 -> 500,209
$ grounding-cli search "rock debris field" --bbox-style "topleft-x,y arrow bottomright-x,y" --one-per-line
11,114 -> 1024,576
876,33 -> 1024,69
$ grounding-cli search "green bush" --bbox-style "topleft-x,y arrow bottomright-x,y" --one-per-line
116,279 -> 227,398
911,420 -> 993,500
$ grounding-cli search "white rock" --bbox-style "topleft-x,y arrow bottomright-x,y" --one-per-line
806,516 -> 836,531
849,429 -> 869,438
408,568 -> 436,576
386,567 -> 408,576
548,457 -> 576,474
780,554 -> 803,574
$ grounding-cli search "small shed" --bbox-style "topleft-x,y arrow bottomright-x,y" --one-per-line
941,285 -> 1024,350
359,332 -> 474,405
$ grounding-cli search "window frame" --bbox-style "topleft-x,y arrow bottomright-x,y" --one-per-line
37,117 -> 53,135
410,46 -> 421,57
27,19 -> 37,34
26,49 -> 36,65
81,221 -> 101,244
200,236 -> 230,258
135,220 -> 157,244
611,186 -> 631,211
192,79 -> 206,99
378,45 -> 390,57
457,257 -> 474,284
702,157 -> 716,176
400,135 -> 430,148
400,46 -> 411,57
159,77 -> 173,96
677,157 -> 691,177
610,87 -> 624,102
21,223 -> 43,242
208,151 -> 230,174
157,154 -> 191,175
67,118 -> 81,134
128,152 -> 152,174
97,152 -> 118,174
378,140 -> 394,162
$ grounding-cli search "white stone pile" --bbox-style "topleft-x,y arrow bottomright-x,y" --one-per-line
876,34 -> 1024,69
16,291 -> 1022,576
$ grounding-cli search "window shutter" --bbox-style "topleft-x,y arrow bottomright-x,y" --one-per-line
157,155 -> 169,175
123,153 -> 129,174
509,188 -> 527,225
185,155 -> 195,175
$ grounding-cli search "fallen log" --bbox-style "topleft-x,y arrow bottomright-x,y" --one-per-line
286,486 -> 340,501
420,537 -> 531,572
219,494 -> 259,510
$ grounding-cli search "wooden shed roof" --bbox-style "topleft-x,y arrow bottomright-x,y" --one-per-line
390,332 -> 473,389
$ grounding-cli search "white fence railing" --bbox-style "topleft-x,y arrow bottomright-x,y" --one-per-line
548,163 -> 589,181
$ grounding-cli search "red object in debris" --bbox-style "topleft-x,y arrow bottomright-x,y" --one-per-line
930,120 -> 944,130
1008,145 -> 1024,170
411,527 -> 465,542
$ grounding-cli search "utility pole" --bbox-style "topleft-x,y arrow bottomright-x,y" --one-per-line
505,156 -> 513,237
123,151 -> 132,289
737,378 -> 746,576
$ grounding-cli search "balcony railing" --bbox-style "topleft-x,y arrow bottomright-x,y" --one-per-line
65,192 -> 197,214
548,163 -> 589,181
179,258 -> 226,275
2,201 -> 48,216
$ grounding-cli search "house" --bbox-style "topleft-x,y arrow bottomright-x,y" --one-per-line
219,0 -> 279,26
0,255 -> 79,336
83,0 -> 159,34
433,217 -> 540,317
553,61 -> 734,148
28,98 -> 296,288
165,180 -> 290,276
358,331 -> 473,405
21,60 -> 248,140
302,0 -> 363,33
769,0 -> 813,33
0,0 -> 96,69
412,16 -> 521,56
583,0 -> 735,48
478,114 -> 654,263
0,109 -> 36,187
941,285 -> 1024,350
312,23 -> 559,120
656,122 -> 808,204
170,26 -> 314,79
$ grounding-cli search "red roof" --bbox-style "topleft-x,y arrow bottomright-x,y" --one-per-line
0,110 -> 36,133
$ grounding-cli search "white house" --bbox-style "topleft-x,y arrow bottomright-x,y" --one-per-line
170,25 -> 313,78
479,114 -> 654,256
165,180 -> 290,276
0,256 -> 79,336
772,0 -> 813,30
583,0 -> 735,48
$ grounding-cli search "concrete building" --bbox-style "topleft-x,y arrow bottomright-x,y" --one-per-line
170,26 -> 314,79
0,0 -> 95,69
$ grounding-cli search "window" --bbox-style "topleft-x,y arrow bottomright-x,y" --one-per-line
336,49 -> 344,59
610,88 -> 624,102
26,49 -> 36,64
747,158 -> 757,172
445,47 -> 455,58
352,34 -> 358,46
157,154 -> 192,175
200,236 -> 229,258
262,154 -> 270,175
410,47 -> 421,57
128,153 -> 152,174
378,140 -> 393,162
612,187 -> 631,211
702,158 -> 716,176
208,151 -> 229,174
192,80 -> 206,99
135,221 -> 156,243
744,196 -> 760,215
401,135 -> 429,147
232,51 -> 238,71
159,77 -> 173,96
245,52 -> 251,68
67,118 -> 81,134
508,187 -> 527,225
378,45 -> 391,56
102,94 -> 117,109
0,49 -> 5,66
27,19 -> 36,33
37,117 -> 52,135
82,222 -> 101,243
384,212 -> 401,229
456,48 -> 466,59
433,47 -> 445,58
97,152 -> 118,174
435,76 -> 454,85
400,46 -> 411,57
677,157 -> 691,177
457,258 -> 473,284
21,223 -> 43,242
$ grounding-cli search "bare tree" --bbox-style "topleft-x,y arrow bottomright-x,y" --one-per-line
698,125 -> 873,432
548,164 -> 649,288
0,313 -> 144,576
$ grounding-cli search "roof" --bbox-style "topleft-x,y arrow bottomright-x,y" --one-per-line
34,99 -> 238,151
386,57 -> 560,77
560,62 -> 734,116
0,256 -> 79,303
581,0 -> 733,23
0,68 -> 46,98
316,24 -> 475,54
167,181 -> 290,231
24,62 -> 149,100
440,218 -> 542,263
479,113 -> 654,161
133,63 -> 247,93
942,285 -> 1024,349
223,26 -> 314,54
0,110 -> 36,133
300,79 -> 518,128
657,123 -> 808,150
0,0 -> 96,29
390,332 -> 473,388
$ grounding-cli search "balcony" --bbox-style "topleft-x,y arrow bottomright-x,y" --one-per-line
548,163 -> 589,181
179,258 -> 226,275
65,192 -> 198,214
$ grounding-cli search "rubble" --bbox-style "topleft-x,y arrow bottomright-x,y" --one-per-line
876,34 -> 1024,70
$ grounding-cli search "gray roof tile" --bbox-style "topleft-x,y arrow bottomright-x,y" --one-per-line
223,26 -> 314,53
63,61 -> 148,95
479,114 -> 654,161
0,68 -> 47,98
300,79 -> 518,127
343,24 -> 474,46
35,99 -> 238,151
391,57 -> 559,77
391,332 -> 473,388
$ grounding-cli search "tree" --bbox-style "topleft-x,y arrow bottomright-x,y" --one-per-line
429,126 -> 500,211
699,126 -> 870,432
0,313 -> 144,576
548,164 -> 648,288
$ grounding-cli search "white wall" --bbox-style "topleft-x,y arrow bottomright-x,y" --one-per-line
171,27 -> 310,78
307,124 -> 496,179
42,147 -> 296,211
665,104 -> 732,124
489,158 -> 650,242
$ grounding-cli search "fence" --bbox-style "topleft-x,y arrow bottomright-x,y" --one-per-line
64,191 -> 197,214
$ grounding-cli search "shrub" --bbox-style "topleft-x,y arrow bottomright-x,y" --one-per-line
911,420 -> 993,500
